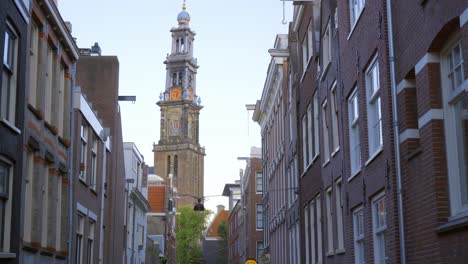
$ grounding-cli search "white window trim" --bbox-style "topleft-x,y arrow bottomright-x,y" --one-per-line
304,205 -> 310,264
0,157 -> 13,253
256,204 -> 263,230
366,55 -> 383,159
307,103 -> 313,167
348,87 -> 361,177
316,194 -> 323,263
440,33 -> 468,217
313,92 -> 320,160
1,22 -> 18,125
309,201 -> 316,264
335,179 -> 345,253
348,0 -> 366,40
330,81 -> 340,154
322,100 -> 330,166
325,187 -> 334,255
372,191 -> 387,264
353,206 -> 365,264
302,115 -> 308,171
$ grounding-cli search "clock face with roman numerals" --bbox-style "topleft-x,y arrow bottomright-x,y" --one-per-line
170,87 -> 182,100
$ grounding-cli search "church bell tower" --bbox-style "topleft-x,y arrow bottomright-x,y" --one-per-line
153,1 -> 205,208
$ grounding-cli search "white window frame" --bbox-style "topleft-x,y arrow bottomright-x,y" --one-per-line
366,56 -> 383,159
256,204 -> 263,230
1,23 -> 18,126
90,137 -> 97,190
316,194 -> 323,263
322,100 -> 330,164
257,241 -> 264,264
302,115 -> 308,171
307,20 -> 314,60
325,187 -> 334,255
302,36 -> 309,72
330,81 -> 340,153
80,124 -> 88,181
256,171 -> 263,193
87,220 -> 95,264
335,179 -> 345,252
76,213 -> 84,264
28,20 -> 39,108
353,206 -> 365,264
0,158 -> 13,253
313,92 -> 320,159
304,205 -> 310,264
309,200 -> 316,264
440,34 -> 468,217
307,103 -> 313,166
349,0 -> 365,30
348,87 -> 361,177
372,192 -> 387,264
321,21 -> 332,73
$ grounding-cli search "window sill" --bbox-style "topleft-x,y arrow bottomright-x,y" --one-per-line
436,214 -> 468,234
335,248 -> 345,254
79,177 -> 88,187
348,168 -> 362,182
331,147 -> 340,157
90,187 -> 98,196
322,159 -> 330,168
300,56 -> 315,83
365,147 -> 383,166
28,103 -> 43,120
326,251 -> 335,257
320,63 -> 331,82
58,136 -> 71,148
0,253 -> 16,258
0,118 -> 21,134
44,121 -> 58,136
347,8 -> 365,41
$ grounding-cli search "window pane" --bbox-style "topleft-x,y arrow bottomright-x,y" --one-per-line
454,94 -> 468,204
0,162 -> 9,195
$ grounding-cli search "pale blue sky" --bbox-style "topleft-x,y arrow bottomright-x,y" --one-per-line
59,0 -> 292,212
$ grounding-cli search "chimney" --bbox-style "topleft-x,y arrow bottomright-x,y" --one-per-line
216,205 -> 225,214
65,21 -> 72,33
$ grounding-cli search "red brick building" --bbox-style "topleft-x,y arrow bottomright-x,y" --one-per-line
257,0 -> 468,263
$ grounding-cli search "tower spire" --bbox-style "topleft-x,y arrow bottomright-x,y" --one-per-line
182,0 -> 186,10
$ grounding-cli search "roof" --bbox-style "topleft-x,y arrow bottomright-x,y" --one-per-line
148,185 -> 166,213
205,210 -> 229,238
222,183 -> 240,196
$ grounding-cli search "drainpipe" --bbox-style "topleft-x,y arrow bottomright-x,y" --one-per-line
67,63 -> 77,264
386,0 -> 406,263
98,136 -> 108,263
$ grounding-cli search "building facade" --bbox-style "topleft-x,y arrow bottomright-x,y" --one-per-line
256,1 -> 468,264
146,174 -> 167,264
20,0 -> 79,263
203,205 -> 229,264
391,1 -> 468,263
228,201 -> 243,264
76,51 -> 127,264
71,87 -> 109,264
240,148 -> 265,263
124,142 -> 151,264
253,34 -> 292,264
153,3 -> 205,208
0,0 -> 29,262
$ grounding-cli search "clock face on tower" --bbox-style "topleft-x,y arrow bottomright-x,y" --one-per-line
170,87 -> 182,100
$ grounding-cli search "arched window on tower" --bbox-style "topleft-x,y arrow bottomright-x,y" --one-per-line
167,155 -> 171,178
180,38 -> 185,52
178,72 -> 183,86
172,73 -> 177,86
174,155 -> 178,185
176,39 -> 180,53
188,75 -> 192,89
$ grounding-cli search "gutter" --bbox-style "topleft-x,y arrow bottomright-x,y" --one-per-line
67,63 -> 77,264
386,0 -> 406,263
98,136 -> 108,263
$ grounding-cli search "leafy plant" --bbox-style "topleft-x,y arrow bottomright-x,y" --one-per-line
175,206 -> 211,264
